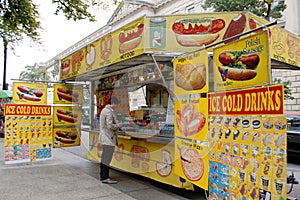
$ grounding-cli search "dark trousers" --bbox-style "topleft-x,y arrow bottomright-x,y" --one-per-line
100,145 -> 115,180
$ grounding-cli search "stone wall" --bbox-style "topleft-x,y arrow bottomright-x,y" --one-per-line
272,69 -> 300,111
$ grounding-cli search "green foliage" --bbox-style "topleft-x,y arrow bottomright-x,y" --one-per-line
0,0 -> 42,47
52,0 -> 122,21
273,78 -> 294,100
19,65 -> 51,81
202,0 -> 286,20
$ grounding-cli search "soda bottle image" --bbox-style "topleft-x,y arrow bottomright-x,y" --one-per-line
150,17 -> 166,49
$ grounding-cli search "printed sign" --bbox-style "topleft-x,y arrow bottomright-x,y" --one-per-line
208,85 -> 286,200
213,31 -> 270,91
12,82 -> 47,104
4,104 -> 53,164
174,98 -> 208,141
53,126 -> 81,148
60,17 -> 145,80
53,84 -> 83,104
174,138 -> 209,190
270,26 -> 300,68
173,49 -> 209,96
208,84 -> 284,115
53,106 -> 82,127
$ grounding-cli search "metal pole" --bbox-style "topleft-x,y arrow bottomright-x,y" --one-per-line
3,40 -> 7,90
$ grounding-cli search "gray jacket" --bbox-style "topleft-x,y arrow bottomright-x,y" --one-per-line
99,105 -> 119,146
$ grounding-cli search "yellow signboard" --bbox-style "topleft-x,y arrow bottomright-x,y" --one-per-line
208,85 -> 287,200
4,104 -> 53,164
173,49 -> 209,96
60,17 -> 145,80
12,82 -> 47,104
174,98 -> 208,141
270,26 -> 300,67
53,106 -> 82,127
174,138 -> 209,190
213,31 -> 270,91
53,84 -> 83,104
145,12 -> 253,52
53,126 -> 81,148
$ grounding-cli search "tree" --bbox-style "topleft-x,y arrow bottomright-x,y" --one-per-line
273,78 -> 294,100
0,0 -> 122,90
19,64 -> 51,81
202,0 -> 286,20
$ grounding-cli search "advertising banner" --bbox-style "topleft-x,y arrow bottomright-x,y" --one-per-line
213,31 -> 270,91
270,26 -> 300,68
87,134 -> 194,190
145,12 -> 262,53
208,85 -> 286,200
12,82 -> 47,104
53,84 -> 83,104
173,49 -> 209,96
208,84 -> 284,116
60,17 -> 145,80
4,104 -> 53,164
53,126 -> 81,147
174,98 -> 208,141
53,106 -> 82,127
174,138 -> 209,190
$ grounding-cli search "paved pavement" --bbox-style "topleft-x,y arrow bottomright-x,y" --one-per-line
0,135 -> 206,200
0,132 -> 299,200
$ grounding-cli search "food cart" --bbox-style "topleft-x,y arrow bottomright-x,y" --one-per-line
58,11 -> 299,199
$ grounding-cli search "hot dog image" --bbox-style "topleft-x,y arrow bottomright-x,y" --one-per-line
222,13 -> 246,44
218,51 -> 260,81
17,85 -> 43,101
56,109 -> 78,123
172,18 -> 225,47
57,87 -> 79,102
119,23 -> 144,53
55,130 -> 78,144
61,59 -> 71,76
176,103 -> 206,136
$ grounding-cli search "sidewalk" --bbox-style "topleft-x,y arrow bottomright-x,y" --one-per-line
0,138 -> 205,200
1,135 -> 299,200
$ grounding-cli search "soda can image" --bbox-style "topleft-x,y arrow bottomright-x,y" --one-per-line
150,17 -> 166,48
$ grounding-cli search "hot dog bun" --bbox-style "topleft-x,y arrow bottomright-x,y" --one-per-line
55,136 -> 76,144
175,33 -> 219,47
218,66 -> 257,81
119,36 -> 142,53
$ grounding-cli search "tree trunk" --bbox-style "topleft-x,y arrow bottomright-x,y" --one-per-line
2,39 -> 7,90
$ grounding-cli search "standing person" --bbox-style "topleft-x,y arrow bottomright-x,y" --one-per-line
99,96 -> 121,184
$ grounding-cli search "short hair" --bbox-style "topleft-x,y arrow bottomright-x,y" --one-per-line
108,96 -> 120,104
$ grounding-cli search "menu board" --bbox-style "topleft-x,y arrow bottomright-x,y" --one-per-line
4,104 -> 53,164
208,85 -> 286,200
